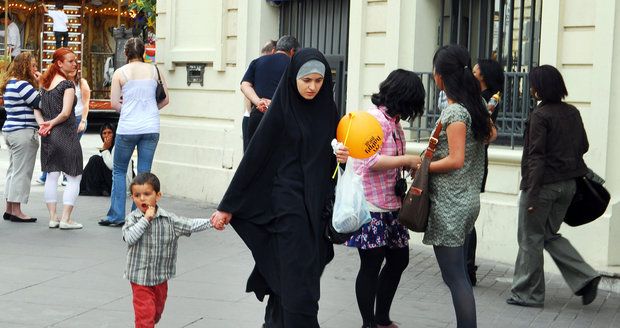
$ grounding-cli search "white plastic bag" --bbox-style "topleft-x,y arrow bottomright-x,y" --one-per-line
332,159 -> 372,233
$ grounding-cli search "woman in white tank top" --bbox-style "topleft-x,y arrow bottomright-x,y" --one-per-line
70,70 -> 90,138
98,37 -> 169,227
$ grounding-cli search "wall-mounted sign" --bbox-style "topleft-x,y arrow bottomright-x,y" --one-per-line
186,64 -> 206,86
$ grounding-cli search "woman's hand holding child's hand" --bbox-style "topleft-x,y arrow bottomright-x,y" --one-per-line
210,211 -> 232,230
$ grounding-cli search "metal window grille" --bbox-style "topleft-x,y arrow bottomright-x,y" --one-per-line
279,0 -> 350,116
410,0 -> 542,148
409,71 -> 535,149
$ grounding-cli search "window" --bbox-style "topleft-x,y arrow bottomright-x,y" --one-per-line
410,0 -> 543,148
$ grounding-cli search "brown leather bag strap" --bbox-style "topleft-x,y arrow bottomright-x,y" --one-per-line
423,121 -> 443,158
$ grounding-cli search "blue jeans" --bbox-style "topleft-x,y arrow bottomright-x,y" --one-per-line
105,133 -> 159,223
54,31 -> 69,49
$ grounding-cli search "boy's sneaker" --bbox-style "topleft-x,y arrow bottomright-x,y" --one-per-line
61,176 -> 68,186
35,176 -> 46,185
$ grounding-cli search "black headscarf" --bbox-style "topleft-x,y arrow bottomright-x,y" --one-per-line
218,48 -> 339,227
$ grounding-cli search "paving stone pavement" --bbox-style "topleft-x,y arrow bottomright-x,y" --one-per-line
0,133 -> 619,328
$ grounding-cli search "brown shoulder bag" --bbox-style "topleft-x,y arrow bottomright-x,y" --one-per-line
398,121 -> 442,232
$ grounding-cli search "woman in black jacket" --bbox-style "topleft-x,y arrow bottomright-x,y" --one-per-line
507,65 -> 601,307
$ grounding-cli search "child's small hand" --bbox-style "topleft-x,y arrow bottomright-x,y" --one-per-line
210,210 -> 232,231
145,205 -> 156,221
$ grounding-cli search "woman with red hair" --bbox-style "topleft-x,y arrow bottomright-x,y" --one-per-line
37,48 -> 83,230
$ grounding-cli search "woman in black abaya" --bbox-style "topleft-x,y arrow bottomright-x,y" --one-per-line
211,48 -> 349,327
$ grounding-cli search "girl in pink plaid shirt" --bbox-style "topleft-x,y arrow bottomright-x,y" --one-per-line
344,69 -> 425,328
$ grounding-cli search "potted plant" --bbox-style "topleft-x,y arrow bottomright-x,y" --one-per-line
129,0 -> 156,30
129,0 -> 157,62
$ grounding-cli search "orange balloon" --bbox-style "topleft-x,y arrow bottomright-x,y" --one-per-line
336,111 -> 383,159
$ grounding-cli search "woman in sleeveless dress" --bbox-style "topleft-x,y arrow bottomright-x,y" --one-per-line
37,66 -> 91,185
37,48 -> 83,230
98,37 -> 170,227
423,45 -> 497,327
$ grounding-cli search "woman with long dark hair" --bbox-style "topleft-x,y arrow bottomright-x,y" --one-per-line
507,65 -> 600,307
424,45 -> 496,327
473,59 -> 504,105
465,58 -> 505,285
345,69 -> 425,328
38,48 -> 83,229
2,52 -> 42,223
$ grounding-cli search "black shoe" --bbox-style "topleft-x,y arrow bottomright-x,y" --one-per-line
98,219 -> 112,226
99,219 -> 124,227
3,212 -> 11,220
580,276 -> 601,305
9,215 -> 37,223
506,297 -> 543,308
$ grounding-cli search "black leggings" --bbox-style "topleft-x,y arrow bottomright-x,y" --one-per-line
434,244 -> 477,328
466,227 -> 477,278
355,246 -> 409,326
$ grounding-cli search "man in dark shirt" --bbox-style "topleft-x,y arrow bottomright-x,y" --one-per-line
241,40 -> 277,152
241,35 -> 299,143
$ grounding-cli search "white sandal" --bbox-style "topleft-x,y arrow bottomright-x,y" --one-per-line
59,220 -> 83,230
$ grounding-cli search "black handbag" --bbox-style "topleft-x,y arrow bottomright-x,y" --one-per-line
154,66 -> 166,104
398,121 -> 442,232
564,170 -> 610,227
393,131 -> 408,199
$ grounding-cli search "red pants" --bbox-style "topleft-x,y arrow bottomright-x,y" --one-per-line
131,281 -> 168,328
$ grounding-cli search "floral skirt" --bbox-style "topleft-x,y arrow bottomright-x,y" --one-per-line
344,211 -> 410,250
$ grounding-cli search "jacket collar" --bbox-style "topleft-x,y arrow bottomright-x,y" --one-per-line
378,105 -> 399,123
131,207 -> 170,219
